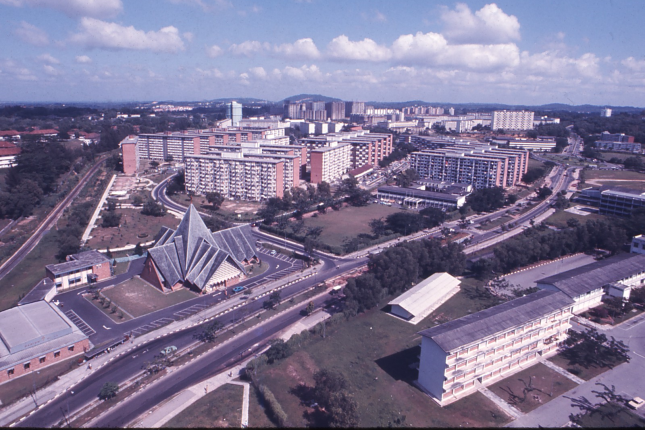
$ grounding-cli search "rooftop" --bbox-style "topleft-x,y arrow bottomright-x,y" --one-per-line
18,278 -> 56,306
536,253 -> 645,298
378,186 -> 462,202
389,272 -> 460,318
46,250 -> 109,276
418,290 -> 572,352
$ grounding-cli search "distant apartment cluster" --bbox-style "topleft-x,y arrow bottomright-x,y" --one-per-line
595,131 -> 641,153
408,140 -> 529,189
121,108 -> 392,200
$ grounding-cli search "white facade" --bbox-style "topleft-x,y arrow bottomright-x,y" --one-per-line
631,235 -> 645,255
601,108 -> 612,117
491,110 -> 535,131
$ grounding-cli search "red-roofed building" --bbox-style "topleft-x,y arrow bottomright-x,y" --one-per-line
0,142 -> 20,168
0,130 -> 20,140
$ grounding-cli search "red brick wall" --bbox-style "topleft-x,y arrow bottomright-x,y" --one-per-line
92,262 -> 111,281
226,276 -> 240,287
310,152 -> 323,184
122,142 -> 137,175
140,257 -> 164,291
0,338 -> 89,385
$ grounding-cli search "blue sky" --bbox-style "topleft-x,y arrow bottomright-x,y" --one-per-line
1,0 -> 644,106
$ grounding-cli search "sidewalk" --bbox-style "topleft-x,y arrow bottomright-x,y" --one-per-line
0,261 -> 322,427
131,310 -> 331,428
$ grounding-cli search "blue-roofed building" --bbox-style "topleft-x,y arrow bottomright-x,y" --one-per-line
141,205 -> 258,293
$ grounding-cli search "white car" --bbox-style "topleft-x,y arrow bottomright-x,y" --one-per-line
628,397 -> 645,409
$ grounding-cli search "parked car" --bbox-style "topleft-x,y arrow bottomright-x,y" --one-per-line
270,250 -> 277,256
628,397 -> 645,409
160,345 -> 177,356
233,286 -> 245,293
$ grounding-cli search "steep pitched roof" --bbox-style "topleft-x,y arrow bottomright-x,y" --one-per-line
147,205 -> 257,290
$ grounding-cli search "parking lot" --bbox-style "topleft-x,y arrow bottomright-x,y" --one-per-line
503,253 -> 596,290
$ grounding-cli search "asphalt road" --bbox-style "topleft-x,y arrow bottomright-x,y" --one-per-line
18,285 -> 336,428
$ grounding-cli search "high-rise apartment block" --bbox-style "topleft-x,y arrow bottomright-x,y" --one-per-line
310,143 -> 352,184
409,144 -> 529,189
491,110 -> 535,131
345,101 -> 365,117
325,101 -> 346,120
226,101 -> 243,126
601,107 -> 612,117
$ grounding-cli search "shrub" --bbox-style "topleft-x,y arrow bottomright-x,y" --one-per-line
258,384 -> 287,426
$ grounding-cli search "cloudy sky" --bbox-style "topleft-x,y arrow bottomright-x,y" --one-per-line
1,0 -> 644,106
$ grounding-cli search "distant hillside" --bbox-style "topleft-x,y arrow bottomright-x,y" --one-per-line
209,97 -> 268,104
281,94 -> 342,104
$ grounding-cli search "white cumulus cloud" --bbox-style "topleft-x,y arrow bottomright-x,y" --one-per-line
326,35 -> 392,62
206,44 -> 223,58
273,38 -> 320,59
229,40 -> 270,57
441,3 -> 520,44
14,21 -> 49,46
249,66 -> 267,79
43,64 -> 61,76
622,57 -> 645,72
37,53 -> 59,64
1,0 -> 123,18
70,18 -> 185,53
75,55 -> 92,64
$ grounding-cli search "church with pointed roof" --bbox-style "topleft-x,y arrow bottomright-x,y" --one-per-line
140,205 -> 258,293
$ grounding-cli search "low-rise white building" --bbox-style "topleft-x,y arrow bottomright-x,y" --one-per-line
388,273 -> 460,324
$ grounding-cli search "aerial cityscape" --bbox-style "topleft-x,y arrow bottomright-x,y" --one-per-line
1,0 -> 645,428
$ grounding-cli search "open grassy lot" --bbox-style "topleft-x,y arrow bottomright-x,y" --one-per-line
302,204 -> 404,248
544,209 -> 605,229
0,229 -> 60,312
254,298 -> 510,428
598,151 -> 645,163
585,169 -> 645,181
100,277 -> 197,318
574,402 -> 645,427
0,356 -> 80,407
594,180 -> 645,192
86,208 -> 180,250
548,353 -> 613,381
169,193 -> 263,222
488,362 -> 578,413
163,383 -> 244,428
84,292 -> 133,323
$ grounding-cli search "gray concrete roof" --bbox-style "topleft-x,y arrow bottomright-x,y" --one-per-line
18,278 -> 56,306
148,205 -> 256,290
377,186 -> 461,203
418,290 -> 572,352
536,253 -> 645,298
45,250 -> 108,276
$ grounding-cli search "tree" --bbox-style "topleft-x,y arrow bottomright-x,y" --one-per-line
306,301 -> 315,315
141,198 -> 166,217
369,218 -> 388,237
265,339 -> 292,364
165,171 -> 184,195
419,207 -> 445,228
134,242 -> 144,256
384,212 -> 425,235
561,328 -> 630,370
624,156 -> 644,171
131,194 -> 144,206
466,187 -> 506,212
522,167 -> 547,184
313,369 -> 348,409
101,210 -> 121,228
205,191 -> 224,210
98,382 -> 119,400
327,391 -> 359,427
317,181 -> 332,199
194,320 -> 223,343
396,168 -> 419,188
536,186 -> 553,200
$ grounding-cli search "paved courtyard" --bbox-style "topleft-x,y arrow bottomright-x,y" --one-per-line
503,253 -> 596,290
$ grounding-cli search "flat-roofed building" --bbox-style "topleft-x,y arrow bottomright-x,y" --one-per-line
185,153 -> 284,201
310,143 -> 352,184
45,250 -> 111,292
536,253 -> 645,311
0,301 -> 90,384
417,290 -> 573,404
631,234 -> 645,255
121,135 -> 139,175
377,186 -> 466,210
389,273 -> 461,324
491,110 -> 534,131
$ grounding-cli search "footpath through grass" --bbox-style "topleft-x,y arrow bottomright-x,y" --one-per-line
163,383 -> 244,428
488,362 -> 578,413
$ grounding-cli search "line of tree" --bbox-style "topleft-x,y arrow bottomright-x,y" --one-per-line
344,238 -> 466,316
471,219 -> 626,281
370,207 -> 446,237
379,142 -> 416,168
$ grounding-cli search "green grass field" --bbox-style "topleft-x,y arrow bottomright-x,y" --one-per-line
163,383 -> 244,428
86,208 -> 180,250
253,289 -> 510,428
488,362 -> 578,413
544,209 -> 605,229
598,151 -> 645,162
302,204 -> 404,248
0,229 -> 60,312
100,277 -> 197,318
548,353 -> 614,381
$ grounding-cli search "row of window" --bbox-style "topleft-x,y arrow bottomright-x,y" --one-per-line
6,346 -> 74,376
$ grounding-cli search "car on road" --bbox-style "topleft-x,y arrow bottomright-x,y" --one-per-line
160,345 -> 177,356
233,286 -> 245,293
628,397 -> 645,409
